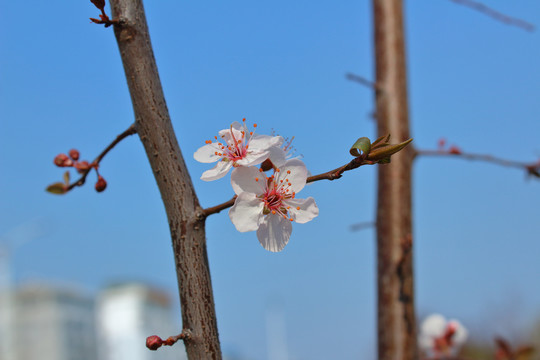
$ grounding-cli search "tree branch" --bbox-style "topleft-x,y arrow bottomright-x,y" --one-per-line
345,72 -> 382,91
109,0 -> 222,358
415,148 -> 540,178
449,0 -> 535,32
67,123 -> 137,190
203,156 -> 376,217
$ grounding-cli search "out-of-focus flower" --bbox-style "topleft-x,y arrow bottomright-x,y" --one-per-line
194,119 -> 283,181
419,314 -> 468,359
228,159 -> 318,252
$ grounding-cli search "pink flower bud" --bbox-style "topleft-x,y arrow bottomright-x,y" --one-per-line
146,335 -> 163,351
69,149 -> 80,161
95,176 -> 107,192
54,154 -> 73,167
438,138 -> 446,149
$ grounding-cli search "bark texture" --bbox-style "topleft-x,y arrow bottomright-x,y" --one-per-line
109,1 -> 222,358
372,0 -> 417,359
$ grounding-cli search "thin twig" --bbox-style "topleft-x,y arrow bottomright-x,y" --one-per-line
345,73 -> 382,91
450,0 -> 535,32
146,329 -> 191,351
202,196 -> 237,217
415,148 -> 540,177
202,156 -> 374,217
90,17 -> 122,27
67,123 -> 137,190
350,221 -> 375,232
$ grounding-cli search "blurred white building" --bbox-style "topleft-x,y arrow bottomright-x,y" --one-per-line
9,284 -> 97,360
96,282 -> 186,360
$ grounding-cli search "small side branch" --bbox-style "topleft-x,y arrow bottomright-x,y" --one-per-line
67,123 -> 137,190
345,72 -> 382,91
350,221 -> 375,232
202,156 -> 375,217
146,330 -> 191,351
202,196 -> 237,217
450,0 -> 535,32
89,0 -> 122,27
415,148 -> 540,178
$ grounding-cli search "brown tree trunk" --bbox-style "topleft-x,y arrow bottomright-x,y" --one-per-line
109,0 -> 222,358
372,0 -> 417,359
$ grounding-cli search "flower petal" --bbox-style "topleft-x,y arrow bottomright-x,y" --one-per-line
276,159 -> 308,193
256,215 -> 292,252
200,160 -> 232,181
449,319 -> 468,347
229,192 -> 264,232
235,149 -> 270,167
235,135 -> 284,167
218,123 -> 244,145
420,314 -> 446,338
249,134 -> 284,151
284,197 -> 318,224
230,166 -> 265,195
267,145 -> 287,167
194,143 -> 222,163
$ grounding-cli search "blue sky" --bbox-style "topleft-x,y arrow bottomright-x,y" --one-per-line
1,1 -> 539,359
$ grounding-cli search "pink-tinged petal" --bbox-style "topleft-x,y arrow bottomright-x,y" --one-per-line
229,192 -> 264,232
448,320 -> 468,347
230,166 -> 265,195
256,215 -> 292,252
194,143 -> 222,163
284,197 -> 318,224
267,146 -> 287,167
420,314 -> 446,338
235,135 -> 284,167
230,121 -> 243,131
200,160 -> 232,181
218,124 -> 244,145
236,149 -> 270,167
276,159 -> 308,193
249,134 -> 283,151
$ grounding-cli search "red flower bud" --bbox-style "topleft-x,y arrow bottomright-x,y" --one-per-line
54,154 -> 73,167
146,335 -> 163,351
95,176 -> 107,192
75,161 -> 92,173
69,149 -> 80,161
448,146 -> 462,155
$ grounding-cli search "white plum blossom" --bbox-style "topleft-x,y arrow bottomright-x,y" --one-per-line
419,314 -> 468,359
194,119 -> 284,181
228,158 -> 318,252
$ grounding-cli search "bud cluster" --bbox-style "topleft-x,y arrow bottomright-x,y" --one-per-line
437,137 -> 462,155
47,148 -> 107,194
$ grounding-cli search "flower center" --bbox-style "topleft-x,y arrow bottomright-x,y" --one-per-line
216,119 -> 257,163
257,168 -> 296,221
